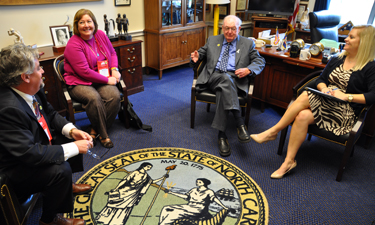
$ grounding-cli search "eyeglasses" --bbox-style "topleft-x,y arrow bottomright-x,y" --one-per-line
223,26 -> 238,32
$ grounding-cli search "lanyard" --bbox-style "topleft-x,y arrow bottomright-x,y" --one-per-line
87,36 -> 107,60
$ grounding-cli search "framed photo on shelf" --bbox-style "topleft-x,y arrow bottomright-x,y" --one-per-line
49,25 -> 70,47
297,3 -> 308,22
115,0 -> 130,6
217,4 -> 230,19
236,0 -> 248,11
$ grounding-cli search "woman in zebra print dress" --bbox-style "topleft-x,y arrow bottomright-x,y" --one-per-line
250,25 -> 375,179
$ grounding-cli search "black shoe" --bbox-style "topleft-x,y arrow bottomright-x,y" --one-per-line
218,137 -> 231,157
237,125 -> 251,143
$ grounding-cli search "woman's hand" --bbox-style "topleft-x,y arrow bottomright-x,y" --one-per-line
112,70 -> 121,83
331,89 -> 347,100
107,77 -> 117,85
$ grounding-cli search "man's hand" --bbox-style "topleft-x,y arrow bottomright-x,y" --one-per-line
191,50 -> 199,63
71,129 -> 92,142
107,77 -> 117,85
235,68 -> 251,78
112,70 -> 121,83
74,140 -> 94,154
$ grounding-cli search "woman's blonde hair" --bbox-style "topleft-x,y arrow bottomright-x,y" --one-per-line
73,9 -> 98,36
338,25 -> 375,71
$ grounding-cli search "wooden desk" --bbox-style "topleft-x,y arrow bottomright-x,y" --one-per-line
254,46 -> 325,110
254,46 -> 375,147
38,39 -> 144,114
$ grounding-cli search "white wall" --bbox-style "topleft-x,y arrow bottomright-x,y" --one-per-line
0,0 -> 145,48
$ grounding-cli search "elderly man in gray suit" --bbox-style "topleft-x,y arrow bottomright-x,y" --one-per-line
191,15 -> 265,157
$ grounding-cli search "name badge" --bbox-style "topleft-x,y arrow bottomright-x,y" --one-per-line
97,60 -> 109,77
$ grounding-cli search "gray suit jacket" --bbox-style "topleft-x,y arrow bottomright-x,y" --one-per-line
194,34 -> 265,93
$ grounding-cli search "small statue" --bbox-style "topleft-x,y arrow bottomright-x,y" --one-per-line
116,13 -> 122,35
8,28 -> 24,44
104,14 -> 109,35
121,14 -> 129,36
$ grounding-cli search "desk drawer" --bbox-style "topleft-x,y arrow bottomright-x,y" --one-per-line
118,43 -> 142,68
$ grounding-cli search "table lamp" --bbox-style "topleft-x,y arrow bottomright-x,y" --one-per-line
206,0 -> 230,36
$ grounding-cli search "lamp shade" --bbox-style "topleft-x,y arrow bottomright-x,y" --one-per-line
206,0 -> 230,4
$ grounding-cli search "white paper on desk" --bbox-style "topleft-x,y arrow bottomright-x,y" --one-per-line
262,30 -> 271,37
279,33 -> 285,40
258,31 -> 263,38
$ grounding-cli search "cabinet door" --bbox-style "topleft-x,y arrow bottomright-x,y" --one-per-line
184,28 -> 205,59
186,0 -> 204,24
265,58 -> 318,108
162,0 -> 182,27
161,31 -> 185,66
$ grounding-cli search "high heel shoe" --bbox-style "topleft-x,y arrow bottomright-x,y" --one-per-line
270,161 -> 297,179
250,133 -> 277,144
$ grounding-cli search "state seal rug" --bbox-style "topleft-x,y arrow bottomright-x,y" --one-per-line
70,148 -> 269,225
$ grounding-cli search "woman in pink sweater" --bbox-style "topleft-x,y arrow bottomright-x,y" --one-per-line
64,9 -> 121,148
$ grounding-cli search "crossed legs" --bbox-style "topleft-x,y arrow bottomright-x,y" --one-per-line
251,92 -> 315,177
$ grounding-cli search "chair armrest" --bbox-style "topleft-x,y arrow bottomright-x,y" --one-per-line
292,70 -> 323,98
193,58 -> 207,79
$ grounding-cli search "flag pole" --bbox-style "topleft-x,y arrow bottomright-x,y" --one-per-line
140,165 -> 176,225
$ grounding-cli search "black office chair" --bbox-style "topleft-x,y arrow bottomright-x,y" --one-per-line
0,173 -> 40,225
277,70 -> 372,181
53,54 -> 130,128
309,10 -> 341,43
191,58 -> 254,128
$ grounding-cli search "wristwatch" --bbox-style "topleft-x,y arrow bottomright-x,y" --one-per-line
348,94 -> 354,102
111,67 -> 119,72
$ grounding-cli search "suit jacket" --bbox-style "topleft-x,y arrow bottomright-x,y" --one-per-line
0,87 -> 68,179
194,34 -> 265,93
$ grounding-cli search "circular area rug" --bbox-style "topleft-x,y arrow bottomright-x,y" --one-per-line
71,148 -> 269,225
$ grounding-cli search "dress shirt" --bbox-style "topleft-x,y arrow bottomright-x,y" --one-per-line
11,87 -> 79,161
215,36 -> 238,72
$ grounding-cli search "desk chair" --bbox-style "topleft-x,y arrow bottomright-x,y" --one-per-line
0,173 -> 40,225
53,54 -> 130,128
277,70 -> 371,181
191,58 -> 254,128
309,10 -> 341,43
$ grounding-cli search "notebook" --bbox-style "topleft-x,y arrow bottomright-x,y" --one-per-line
305,87 -> 347,103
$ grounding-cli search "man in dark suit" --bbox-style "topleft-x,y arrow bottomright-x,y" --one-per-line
191,15 -> 265,156
0,43 -> 94,225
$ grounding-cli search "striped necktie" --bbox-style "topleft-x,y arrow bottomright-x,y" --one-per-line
219,42 -> 231,72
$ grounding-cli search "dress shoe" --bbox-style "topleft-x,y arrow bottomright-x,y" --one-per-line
218,137 -> 231,157
270,161 -> 297,179
39,214 -> 85,225
72,183 -> 92,195
237,125 -> 251,143
250,132 -> 277,144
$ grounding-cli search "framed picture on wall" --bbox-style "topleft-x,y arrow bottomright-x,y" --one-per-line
115,0 -> 130,6
217,4 -> 230,19
49,25 -> 70,47
236,0 -> 248,11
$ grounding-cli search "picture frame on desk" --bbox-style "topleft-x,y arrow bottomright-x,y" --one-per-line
49,25 -> 69,53
236,0 -> 248,11
115,0 -> 130,6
